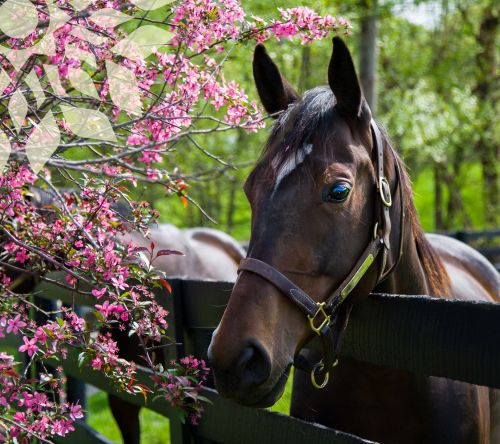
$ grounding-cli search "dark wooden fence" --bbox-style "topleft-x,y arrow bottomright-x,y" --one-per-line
1,229 -> 499,444
446,229 -> 500,271
3,275 -> 498,444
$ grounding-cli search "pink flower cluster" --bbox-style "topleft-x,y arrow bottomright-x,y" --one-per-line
0,352 -> 83,440
172,0 -> 246,51
270,7 -> 351,44
152,356 -> 209,425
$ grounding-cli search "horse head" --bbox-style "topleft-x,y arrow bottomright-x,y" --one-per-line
209,38 -> 402,407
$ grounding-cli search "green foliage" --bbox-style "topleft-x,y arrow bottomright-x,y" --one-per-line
128,0 -> 497,237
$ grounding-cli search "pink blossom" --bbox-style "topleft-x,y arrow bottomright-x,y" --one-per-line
91,356 -> 103,370
95,300 -> 112,318
19,336 -> 39,357
6,315 -> 26,334
92,288 -> 106,299
67,403 -> 84,420
15,248 -> 29,263
51,419 -> 75,436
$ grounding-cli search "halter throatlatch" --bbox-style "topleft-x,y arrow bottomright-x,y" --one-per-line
238,119 -> 404,389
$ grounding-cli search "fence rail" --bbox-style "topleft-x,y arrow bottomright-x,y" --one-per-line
52,350 -> 376,444
20,276 -> 377,444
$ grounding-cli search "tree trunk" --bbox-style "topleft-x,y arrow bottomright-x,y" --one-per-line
445,147 -> 467,229
359,0 -> 379,114
434,162 -> 445,231
298,46 -> 312,92
474,2 -> 499,226
225,176 -> 237,234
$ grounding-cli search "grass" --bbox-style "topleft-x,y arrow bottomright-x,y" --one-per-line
87,376 -> 293,443
87,390 -> 171,444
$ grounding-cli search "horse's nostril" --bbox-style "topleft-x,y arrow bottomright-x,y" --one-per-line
237,339 -> 271,388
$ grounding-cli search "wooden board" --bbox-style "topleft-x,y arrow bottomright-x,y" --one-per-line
54,420 -> 115,444
55,351 -> 373,444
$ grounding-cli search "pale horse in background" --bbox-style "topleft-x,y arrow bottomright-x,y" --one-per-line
121,223 -> 246,281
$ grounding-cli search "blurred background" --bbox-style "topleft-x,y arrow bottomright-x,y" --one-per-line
134,0 -> 498,239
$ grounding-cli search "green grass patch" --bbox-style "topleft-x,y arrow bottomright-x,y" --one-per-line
87,390 -> 170,444
268,372 -> 292,415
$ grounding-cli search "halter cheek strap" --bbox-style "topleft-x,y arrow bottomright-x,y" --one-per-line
238,119 -> 404,389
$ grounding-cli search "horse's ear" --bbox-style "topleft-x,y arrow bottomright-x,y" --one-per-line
328,37 -> 364,118
253,44 -> 299,116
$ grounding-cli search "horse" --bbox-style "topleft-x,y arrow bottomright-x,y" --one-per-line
208,37 -> 500,444
109,223 -> 245,444
118,223 -> 245,281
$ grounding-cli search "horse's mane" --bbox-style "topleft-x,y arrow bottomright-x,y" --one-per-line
386,139 -> 451,296
261,86 -> 451,296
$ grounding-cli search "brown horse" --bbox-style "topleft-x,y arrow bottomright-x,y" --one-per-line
110,224 -> 244,444
208,38 -> 500,444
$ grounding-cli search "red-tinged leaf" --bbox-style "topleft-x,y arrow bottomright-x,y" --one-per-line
181,196 -> 188,208
134,384 -> 152,403
150,374 -> 163,385
150,241 -> 155,251
160,278 -> 172,293
156,249 -> 184,257
126,374 -> 136,390
132,246 -> 149,253
1,368 -> 20,378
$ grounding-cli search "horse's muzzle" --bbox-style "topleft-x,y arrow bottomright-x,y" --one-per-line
209,337 -> 274,403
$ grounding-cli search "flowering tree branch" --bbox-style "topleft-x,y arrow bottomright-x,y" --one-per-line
0,0 -> 351,440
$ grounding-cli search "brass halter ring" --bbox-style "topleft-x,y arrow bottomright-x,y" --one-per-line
310,359 -> 338,389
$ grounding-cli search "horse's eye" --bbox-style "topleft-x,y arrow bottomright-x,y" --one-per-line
323,183 -> 351,203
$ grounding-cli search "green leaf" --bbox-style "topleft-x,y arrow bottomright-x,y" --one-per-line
175,409 -> 187,424
77,352 -> 87,368
196,395 -> 213,405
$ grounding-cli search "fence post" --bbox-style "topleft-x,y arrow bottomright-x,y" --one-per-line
158,279 -> 192,444
455,230 -> 468,244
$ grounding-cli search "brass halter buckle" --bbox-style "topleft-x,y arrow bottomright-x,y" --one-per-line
307,302 -> 331,335
379,177 -> 392,207
310,359 -> 338,389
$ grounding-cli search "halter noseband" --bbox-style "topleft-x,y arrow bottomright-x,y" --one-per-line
238,119 -> 404,389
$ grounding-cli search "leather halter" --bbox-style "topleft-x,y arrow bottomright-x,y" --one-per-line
238,119 -> 404,389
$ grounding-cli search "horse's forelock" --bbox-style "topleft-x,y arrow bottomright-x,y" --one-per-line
262,87 -> 337,176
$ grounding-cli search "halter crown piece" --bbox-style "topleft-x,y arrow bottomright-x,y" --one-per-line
238,118 -> 405,389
